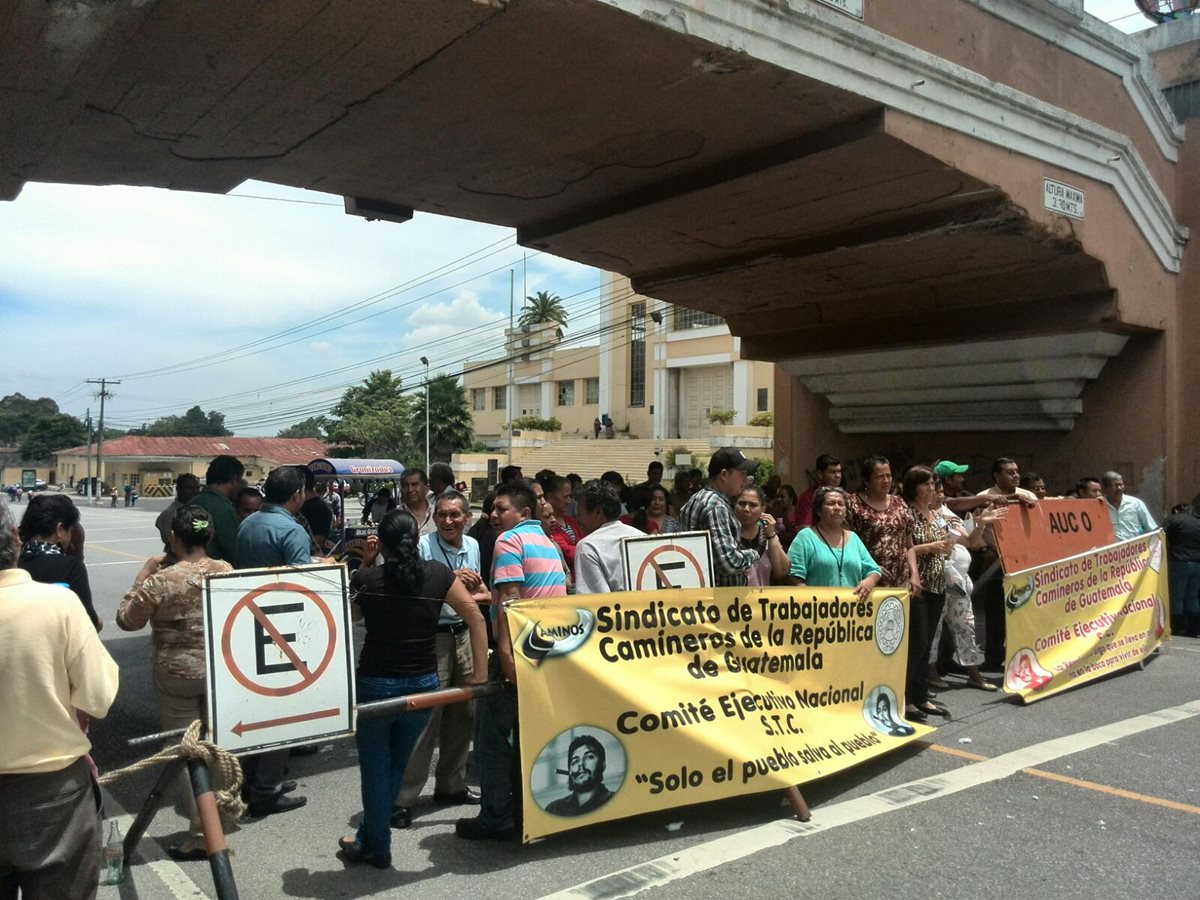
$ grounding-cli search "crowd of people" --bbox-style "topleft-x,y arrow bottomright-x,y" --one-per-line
0,442 -> 1190,891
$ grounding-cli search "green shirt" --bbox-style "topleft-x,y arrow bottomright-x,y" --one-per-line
787,527 -> 880,588
189,487 -> 240,567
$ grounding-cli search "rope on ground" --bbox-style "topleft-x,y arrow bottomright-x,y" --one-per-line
98,720 -> 246,827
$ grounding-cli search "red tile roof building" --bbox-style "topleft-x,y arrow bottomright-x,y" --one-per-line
54,436 -> 327,496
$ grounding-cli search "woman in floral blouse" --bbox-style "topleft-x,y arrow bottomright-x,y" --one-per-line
118,505 -> 232,861
902,466 -> 956,722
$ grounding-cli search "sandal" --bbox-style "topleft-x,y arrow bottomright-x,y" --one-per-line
166,843 -> 207,862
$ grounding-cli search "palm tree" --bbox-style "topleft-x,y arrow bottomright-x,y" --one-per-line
519,290 -> 568,329
410,375 -> 474,463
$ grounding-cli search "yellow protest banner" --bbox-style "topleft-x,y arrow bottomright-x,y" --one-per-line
1002,531 -> 1167,703
507,586 -> 930,842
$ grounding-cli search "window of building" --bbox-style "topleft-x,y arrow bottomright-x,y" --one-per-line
672,307 -> 724,331
493,386 -> 507,410
757,388 -> 769,412
585,377 -> 600,405
630,303 -> 646,408
472,388 -> 486,411
557,380 -> 575,406
1164,81 -> 1200,121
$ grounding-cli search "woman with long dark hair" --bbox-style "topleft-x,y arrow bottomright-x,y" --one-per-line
117,504 -> 233,859
734,486 -> 788,587
340,508 -> 487,869
19,493 -> 100,629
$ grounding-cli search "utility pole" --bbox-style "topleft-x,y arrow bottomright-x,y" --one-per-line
84,408 -> 93,501
87,378 -> 120,505
420,356 -> 431,473
507,269 -> 515,467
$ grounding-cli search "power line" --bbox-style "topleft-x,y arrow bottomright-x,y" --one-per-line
106,276 -> 628,421
113,236 -> 520,380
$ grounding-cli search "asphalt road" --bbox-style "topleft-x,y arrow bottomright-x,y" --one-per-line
59,498 -> 1200,900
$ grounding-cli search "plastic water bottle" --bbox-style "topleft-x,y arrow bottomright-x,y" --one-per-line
100,819 -> 124,885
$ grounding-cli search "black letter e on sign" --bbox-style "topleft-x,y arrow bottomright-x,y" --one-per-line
254,602 -> 307,675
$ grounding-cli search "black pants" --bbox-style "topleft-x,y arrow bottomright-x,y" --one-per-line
907,591 -> 946,708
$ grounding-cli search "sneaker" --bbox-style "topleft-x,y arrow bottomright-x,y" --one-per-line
455,817 -> 515,841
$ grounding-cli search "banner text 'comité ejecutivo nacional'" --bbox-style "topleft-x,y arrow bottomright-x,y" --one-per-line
507,587 -> 930,842
1002,531 -> 1167,703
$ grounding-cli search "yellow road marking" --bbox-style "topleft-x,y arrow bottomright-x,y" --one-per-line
922,741 -> 1200,815
87,544 -> 145,561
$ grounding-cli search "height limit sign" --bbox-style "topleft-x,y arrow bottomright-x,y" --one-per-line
204,565 -> 355,754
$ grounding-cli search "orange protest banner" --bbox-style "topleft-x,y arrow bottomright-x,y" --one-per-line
991,498 -> 1115,574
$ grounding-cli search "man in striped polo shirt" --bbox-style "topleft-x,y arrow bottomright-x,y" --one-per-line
456,479 -> 566,842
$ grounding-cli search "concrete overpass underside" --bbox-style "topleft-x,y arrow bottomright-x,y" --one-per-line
2,0 -> 1188,497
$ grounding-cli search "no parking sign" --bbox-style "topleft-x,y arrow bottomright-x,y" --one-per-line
204,564 -> 355,754
620,531 -> 714,591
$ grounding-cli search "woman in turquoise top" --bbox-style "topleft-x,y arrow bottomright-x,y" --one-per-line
788,487 -> 881,602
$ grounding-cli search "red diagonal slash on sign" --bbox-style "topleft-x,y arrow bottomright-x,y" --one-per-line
247,599 -> 313,680
232,707 -> 340,736
649,558 -> 676,588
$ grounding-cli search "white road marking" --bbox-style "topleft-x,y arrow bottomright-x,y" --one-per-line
97,796 -> 205,899
540,699 -> 1200,900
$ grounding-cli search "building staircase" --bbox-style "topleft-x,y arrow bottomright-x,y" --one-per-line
512,437 -> 713,484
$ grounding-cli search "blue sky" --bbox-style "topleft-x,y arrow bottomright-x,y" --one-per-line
0,0 -> 1150,436
0,181 -> 603,435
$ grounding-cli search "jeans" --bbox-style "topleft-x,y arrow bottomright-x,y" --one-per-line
397,629 -> 475,806
1168,560 -> 1200,616
475,655 -> 520,831
355,673 -> 437,856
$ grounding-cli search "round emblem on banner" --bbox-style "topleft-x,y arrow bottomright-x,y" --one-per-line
874,596 -> 905,656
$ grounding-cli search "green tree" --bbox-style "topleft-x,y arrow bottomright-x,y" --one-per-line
410,375 -> 474,463
0,393 -> 60,446
20,413 -> 86,461
144,405 -> 232,437
277,416 -> 330,440
329,370 -> 413,459
518,290 -> 569,329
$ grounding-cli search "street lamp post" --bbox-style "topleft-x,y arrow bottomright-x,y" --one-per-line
420,356 -> 430,472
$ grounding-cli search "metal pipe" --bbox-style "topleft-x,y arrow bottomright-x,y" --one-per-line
123,756 -> 187,860
188,759 -> 239,900
127,681 -> 503,747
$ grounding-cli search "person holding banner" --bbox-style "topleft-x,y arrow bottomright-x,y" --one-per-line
341,508 -> 488,869
904,466 -> 955,721
787,486 -> 880,601
458,479 -> 567,842
929,482 -> 1006,692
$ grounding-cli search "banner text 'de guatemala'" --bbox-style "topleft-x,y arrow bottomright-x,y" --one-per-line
1002,531 -> 1167,703
507,586 -> 930,841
